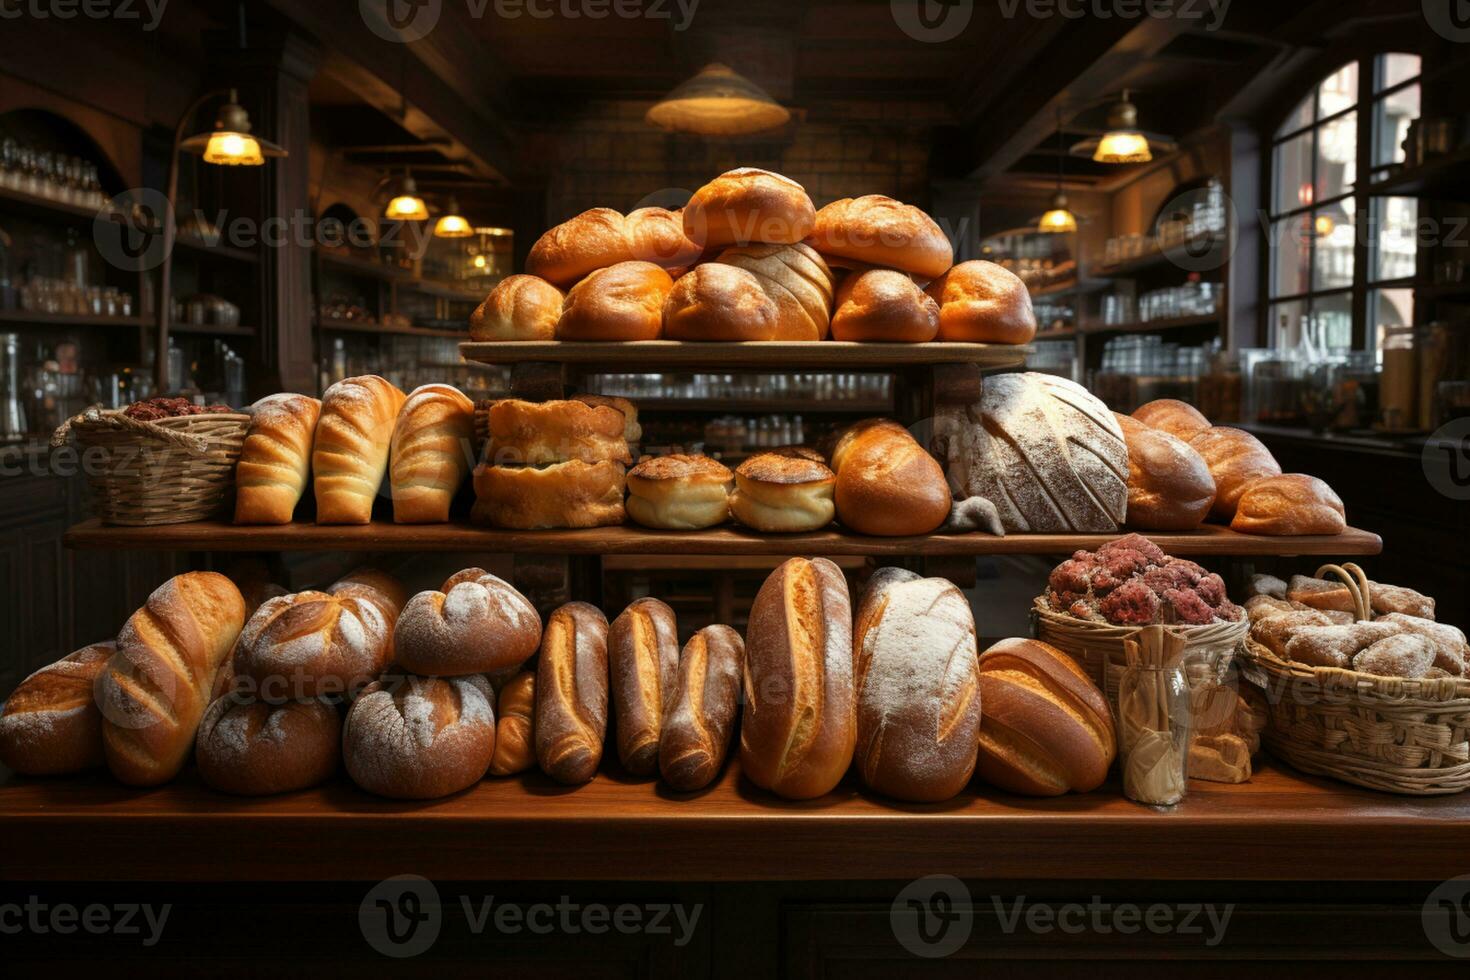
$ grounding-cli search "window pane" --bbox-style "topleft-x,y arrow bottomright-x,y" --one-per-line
1376,53 -> 1421,92
1372,196 -> 1418,282
1277,93 -> 1314,138
1274,131 -> 1315,214
1272,214 -> 1311,297
1372,82 -> 1419,170
1309,293 -> 1354,351
1317,111 -> 1357,201
1269,299 -> 1306,349
1370,288 -> 1414,352
1313,197 -> 1356,291
1318,62 -> 1359,117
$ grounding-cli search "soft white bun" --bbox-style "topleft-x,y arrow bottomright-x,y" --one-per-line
625,454 -> 733,530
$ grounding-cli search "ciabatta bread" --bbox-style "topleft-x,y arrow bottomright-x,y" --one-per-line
390,383 -> 476,524
312,375 -> 407,524
234,393 -> 322,524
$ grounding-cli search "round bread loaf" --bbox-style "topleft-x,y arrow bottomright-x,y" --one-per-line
683,168 -> 816,249
810,195 -> 953,279
487,670 -> 536,776
1132,398 -> 1211,441
924,260 -> 1037,344
830,268 -> 940,343
625,206 -> 702,270
195,695 -> 340,795
829,418 -> 951,535
662,262 -> 781,341
471,460 -> 627,530
626,453 -> 733,530
1113,413 -> 1216,531
974,637 -> 1116,795
394,569 -> 543,676
469,274 -> 564,341
525,208 -> 634,287
0,641 -> 113,775
730,451 -> 836,532
556,260 -> 674,341
1188,426 -> 1282,522
716,243 -> 835,340
1230,473 -> 1346,536
485,398 -> 632,466
344,674 -> 495,799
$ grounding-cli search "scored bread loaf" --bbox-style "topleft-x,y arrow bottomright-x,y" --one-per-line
660,625 -> 745,792
234,393 -> 322,525
1187,426 -> 1281,523
853,569 -> 982,803
829,418 -> 951,536
344,674 -> 496,799
1113,413 -> 1216,531
469,274 -> 564,341
535,602 -> 610,784
195,695 -> 341,795
608,598 -> 680,776
393,569 -> 542,676
740,557 -> 855,800
487,671 -> 536,776
0,641 -> 114,775
810,195 -> 953,279
682,168 -> 816,249
714,243 -> 835,341
313,375 -> 407,524
661,262 -> 781,341
390,384 -> 476,524
98,572 -> 247,786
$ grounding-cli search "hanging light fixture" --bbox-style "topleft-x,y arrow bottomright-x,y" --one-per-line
1038,107 -> 1078,233
178,89 -> 286,166
384,170 -> 429,221
645,63 -> 791,137
433,196 -> 473,238
1070,91 -> 1176,165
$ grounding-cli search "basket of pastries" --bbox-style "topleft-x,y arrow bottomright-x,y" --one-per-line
51,397 -> 251,526
1237,563 -> 1470,795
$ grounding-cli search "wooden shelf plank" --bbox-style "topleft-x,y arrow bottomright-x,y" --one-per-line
1081,313 -> 1222,335
61,518 -> 1384,557
1092,235 -> 1228,278
0,310 -> 145,329
460,340 -> 1029,369
627,397 -> 891,414
173,234 -> 260,264
1,758 -> 1462,882
0,184 -> 108,222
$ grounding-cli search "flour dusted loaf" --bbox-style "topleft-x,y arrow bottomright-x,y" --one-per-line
0,641 -> 114,775
935,372 -> 1128,533
344,673 -> 496,799
195,695 -> 341,795
393,569 -> 542,676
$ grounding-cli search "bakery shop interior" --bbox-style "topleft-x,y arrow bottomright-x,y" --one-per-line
2,0 -> 1470,973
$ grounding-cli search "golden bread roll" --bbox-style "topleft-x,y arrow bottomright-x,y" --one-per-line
1187,426 -> 1282,522
853,568 -> 981,802
525,207 -> 634,287
195,695 -> 340,795
1132,398 -> 1211,442
661,262 -> 782,341
1113,413 -> 1216,531
344,674 -> 496,799
810,195 -> 953,279
390,383 -> 476,524
716,242 -> 835,340
741,557 -> 855,800
683,168 -> 816,250
660,625 -> 745,792
312,375 -> 407,524
471,460 -> 627,529
556,260 -> 673,341
625,453 -> 733,529
535,602 -> 610,784
830,268 -> 940,343
573,394 -> 642,445
625,206 -> 701,271
730,451 -> 836,532
829,418 -> 951,535
485,398 -> 632,466
487,670 -> 536,776
234,393 -> 322,525
1230,473 -> 1346,536
469,274 -> 564,341
394,569 -> 543,676
608,597 -> 680,776
925,260 -> 1037,344
974,638 -> 1116,796
0,641 -> 114,775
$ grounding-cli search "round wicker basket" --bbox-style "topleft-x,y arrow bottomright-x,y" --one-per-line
52,407 -> 251,526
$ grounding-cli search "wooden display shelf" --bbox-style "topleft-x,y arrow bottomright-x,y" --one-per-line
169,322 -> 257,337
1082,313 -> 1222,335
627,397 -> 892,414
62,518 -> 1383,557
1,757 -> 1463,883
173,233 -> 260,264
1093,235 -> 1228,278
0,310 -> 145,329
317,317 -> 468,340
460,340 -> 1029,369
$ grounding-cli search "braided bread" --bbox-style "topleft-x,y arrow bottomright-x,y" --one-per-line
312,375 -> 406,524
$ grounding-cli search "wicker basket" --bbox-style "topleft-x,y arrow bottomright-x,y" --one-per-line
1236,563 -> 1470,795
51,407 -> 251,526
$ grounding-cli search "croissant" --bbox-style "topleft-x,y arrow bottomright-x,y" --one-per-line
390,384 -> 476,523
234,393 -> 322,525
312,375 -> 406,524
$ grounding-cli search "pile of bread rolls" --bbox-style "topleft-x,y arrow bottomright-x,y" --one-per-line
470,167 -> 1038,346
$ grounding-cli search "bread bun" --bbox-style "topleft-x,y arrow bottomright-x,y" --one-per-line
625,206 -> 701,270
1230,473 -> 1346,535
471,460 -> 626,529
556,261 -> 673,341
535,602 -> 610,784
1188,426 -> 1282,522
485,398 -> 632,466
730,451 -> 836,532
660,625 -> 745,792
831,269 -> 940,343
974,638 -> 1116,795
925,260 -> 1037,344
1132,398 -> 1210,441
683,168 -> 816,249
662,262 -> 781,341
626,453 -> 732,529
195,695 -> 340,795
830,418 -> 951,535
526,208 -> 634,287
608,597 -> 680,776
487,670 -> 536,776
394,569 -> 543,676
469,275 -> 564,341
811,195 -> 953,279
0,641 -> 113,775
1114,413 -> 1216,530
716,243 -> 835,340
344,674 -> 495,799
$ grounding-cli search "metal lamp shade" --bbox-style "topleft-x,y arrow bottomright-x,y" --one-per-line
645,63 -> 791,136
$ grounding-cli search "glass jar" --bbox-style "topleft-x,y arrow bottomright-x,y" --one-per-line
1118,627 -> 1191,806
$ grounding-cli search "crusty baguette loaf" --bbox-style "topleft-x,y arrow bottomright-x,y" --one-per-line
234,393 -> 322,525
0,641 -> 114,774
535,602 -> 610,784
312,375 -> 407,524
829,419 -> 951,536
660,625 -> 745,792
390,384 -> 476,524
98,572 -> 247,786
853,568 -> 982,802
740,557 -> 855,800
393,568 -> 542,676
608,598 -> 680,776
488,671 -> 536,776
195,695 -> 341,795
344,674 -> 496,799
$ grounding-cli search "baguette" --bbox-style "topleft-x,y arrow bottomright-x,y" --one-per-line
829,418 -> 951,536
234,393 -> 322,524
390,384 -> 476,524
608,598 -> 680,776
534,602 -> 610,784
660,625 -> 745,792
487,671 -> 536,776
313,375 -> 407,524
0,641 -> 114,774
